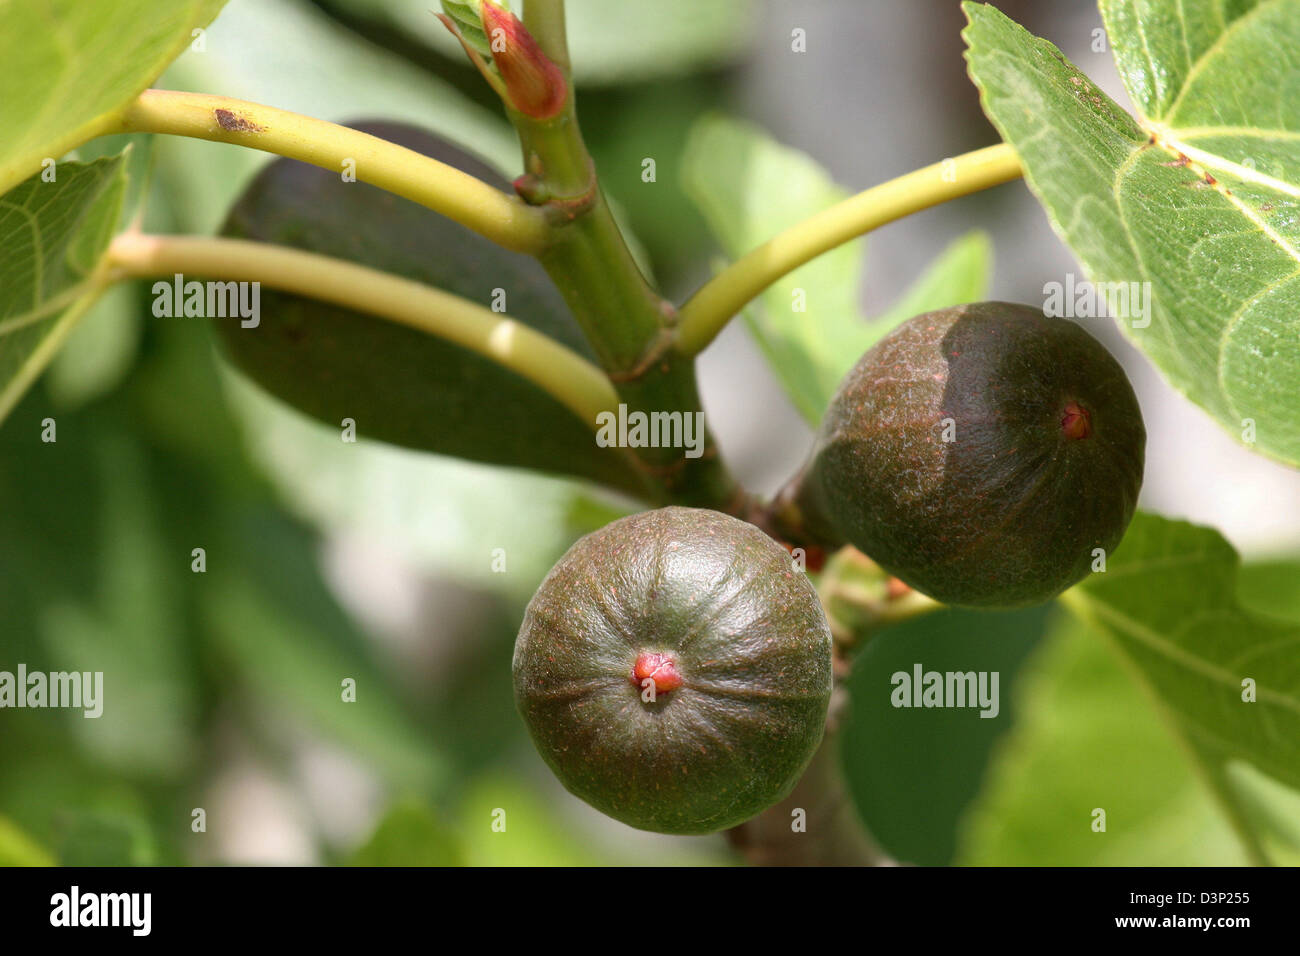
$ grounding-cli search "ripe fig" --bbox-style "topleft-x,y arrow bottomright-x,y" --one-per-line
799,302 -> 1145,608
513,507 -> 833,835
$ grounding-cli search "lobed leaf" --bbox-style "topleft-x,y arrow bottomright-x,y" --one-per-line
964,1 -> 1300,465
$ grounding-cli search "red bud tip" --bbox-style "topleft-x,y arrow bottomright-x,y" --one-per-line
632,652 -> 683,695
1061,401 -> 1092,440
480,1 -> 567,119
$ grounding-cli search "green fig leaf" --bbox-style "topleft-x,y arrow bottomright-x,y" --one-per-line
1238,558 -> 1300,621
0,156 -> 128,424
868,231 -> 992,334
0,314 -> 450,796
1042,511 -> 1300,863
682,114 -> 865,423
455,775 -> 607,866
46,284 -> 142,410
1227,760 -> 1300,853
961,513 -> 1300,865
1065,512 -> 1299,793
840,603 -> 1051,865
34,434 -> 200,777
0,0 -> 227,196
964,0 -> 1300,466
957,614 -> 1267,865
218,121 -> 644,495
438,0 -> 492,59
682,114 -> 992,424
563,0 -> 756,83
44,134 -> 153,409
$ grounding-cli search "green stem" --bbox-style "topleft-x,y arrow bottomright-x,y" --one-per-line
523,0 -> 571,73
114,89 -> 552,254
104,232 -> 621,431
676,143 -> 1023,355
512,109 -> 660,370
504,37 -> 738,508
816,547 -> 943,655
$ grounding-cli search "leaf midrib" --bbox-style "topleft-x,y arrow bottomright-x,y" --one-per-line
1076,594 -> 1300,716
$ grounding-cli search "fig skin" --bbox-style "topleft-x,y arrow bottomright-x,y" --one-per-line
801,302 -> 1145,608
513,507 -> 833,835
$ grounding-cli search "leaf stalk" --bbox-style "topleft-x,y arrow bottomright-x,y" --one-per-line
104,232 -> 620,431
675,143 -> 1023,356
115,90 -> 552,254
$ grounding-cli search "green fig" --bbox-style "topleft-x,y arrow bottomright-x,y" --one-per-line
799,302 -> 1145,608
218,120 -> 646,496
513,506 -> 833,835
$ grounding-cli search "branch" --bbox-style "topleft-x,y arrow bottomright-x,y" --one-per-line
114,90 -> 552,255
675,143 -> 1023,356
105,233 -> 619,428
487,3 -> 738,510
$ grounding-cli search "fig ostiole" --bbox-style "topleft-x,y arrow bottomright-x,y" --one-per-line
513,506 -> 834,835
796,302 -> 1145,609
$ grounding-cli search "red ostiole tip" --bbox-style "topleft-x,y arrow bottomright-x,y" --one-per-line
632,652 -> 683,695
1061,400 -> 1093,440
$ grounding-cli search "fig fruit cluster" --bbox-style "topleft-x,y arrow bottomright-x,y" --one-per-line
513,301 -> 1144,835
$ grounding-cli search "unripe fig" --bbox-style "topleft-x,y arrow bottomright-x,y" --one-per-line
800,302 -> 1145,608
513,507 -> 833,835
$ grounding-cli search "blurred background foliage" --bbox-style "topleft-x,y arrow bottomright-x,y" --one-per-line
2,0 -> 1298,866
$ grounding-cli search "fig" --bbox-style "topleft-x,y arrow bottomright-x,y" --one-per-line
800,302 -> 1145,608
218,120 -> 646,496
513,506 -> 833,834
